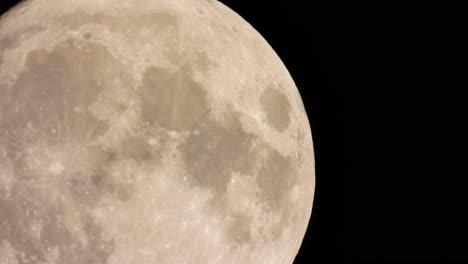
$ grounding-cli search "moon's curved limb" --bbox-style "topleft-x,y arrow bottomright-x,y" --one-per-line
0,0 -> 315,263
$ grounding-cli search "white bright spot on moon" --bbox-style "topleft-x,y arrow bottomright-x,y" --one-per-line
73,106 -> 84,113
0,0 -> 315,263
0,241 -> 18,264
148,138 -> 157,146
48,162 -> 65,175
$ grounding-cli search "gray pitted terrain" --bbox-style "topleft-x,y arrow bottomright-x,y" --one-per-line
0,0 -> 315,263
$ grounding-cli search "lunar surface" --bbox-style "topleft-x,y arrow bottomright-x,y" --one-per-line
0,0 -> 315,263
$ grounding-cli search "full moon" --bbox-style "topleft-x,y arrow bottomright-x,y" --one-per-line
0,0 -> 315,263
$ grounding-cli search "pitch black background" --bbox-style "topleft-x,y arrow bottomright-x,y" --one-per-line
0,1 -> 337,262
217,2 -> 339,263
1,1 -> 463,263
218,2 -> 339,263
222,2 -> 465,263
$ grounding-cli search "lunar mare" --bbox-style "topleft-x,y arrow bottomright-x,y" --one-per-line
0,0 -> 315,263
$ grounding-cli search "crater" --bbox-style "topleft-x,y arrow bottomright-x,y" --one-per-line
83,32 -> 93,39
260,85 -> 292,132
196,8 -> 205,15
139,65 -> 209,131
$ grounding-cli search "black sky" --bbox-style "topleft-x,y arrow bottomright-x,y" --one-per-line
2,1 -> 460,262
0,0 -> 337,263
218,2 -> 337,263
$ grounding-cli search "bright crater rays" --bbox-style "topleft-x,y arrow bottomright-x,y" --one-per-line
0,0 -> 315,263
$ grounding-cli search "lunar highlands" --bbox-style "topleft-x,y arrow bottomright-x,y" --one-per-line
0,0 -> 315,263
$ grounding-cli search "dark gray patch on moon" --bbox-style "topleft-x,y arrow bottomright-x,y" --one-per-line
177,107 -> 299,246
0,37 -> 137,263
0,197 -> 45,262
260,85 -> 291,132
0,2 -> 314,263
192,51 -> 219,73
1,37 -> 127,183
255,143 -> 297,238
255,144 -> 295,211
83,32 -> 93,39
69,169 -> 122,207
85,145 -> 117,170
0,187 -> 115,264
195,8 -> 205,15
0,25 -> 44,67
0,36 -> 17,56
70,135 -> 165,204
181,112 -> 255,195
118,136 -> 155,162
140,65 -> 209,131
70,168 -> 132,205
70,144 -> 138,205
225,214 -> 252,245
1,38 -> 122,144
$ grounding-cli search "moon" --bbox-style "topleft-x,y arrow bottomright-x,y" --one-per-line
0,0 -> 315,263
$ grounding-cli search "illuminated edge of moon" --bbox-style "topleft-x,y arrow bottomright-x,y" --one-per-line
0,0 -> 315,263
